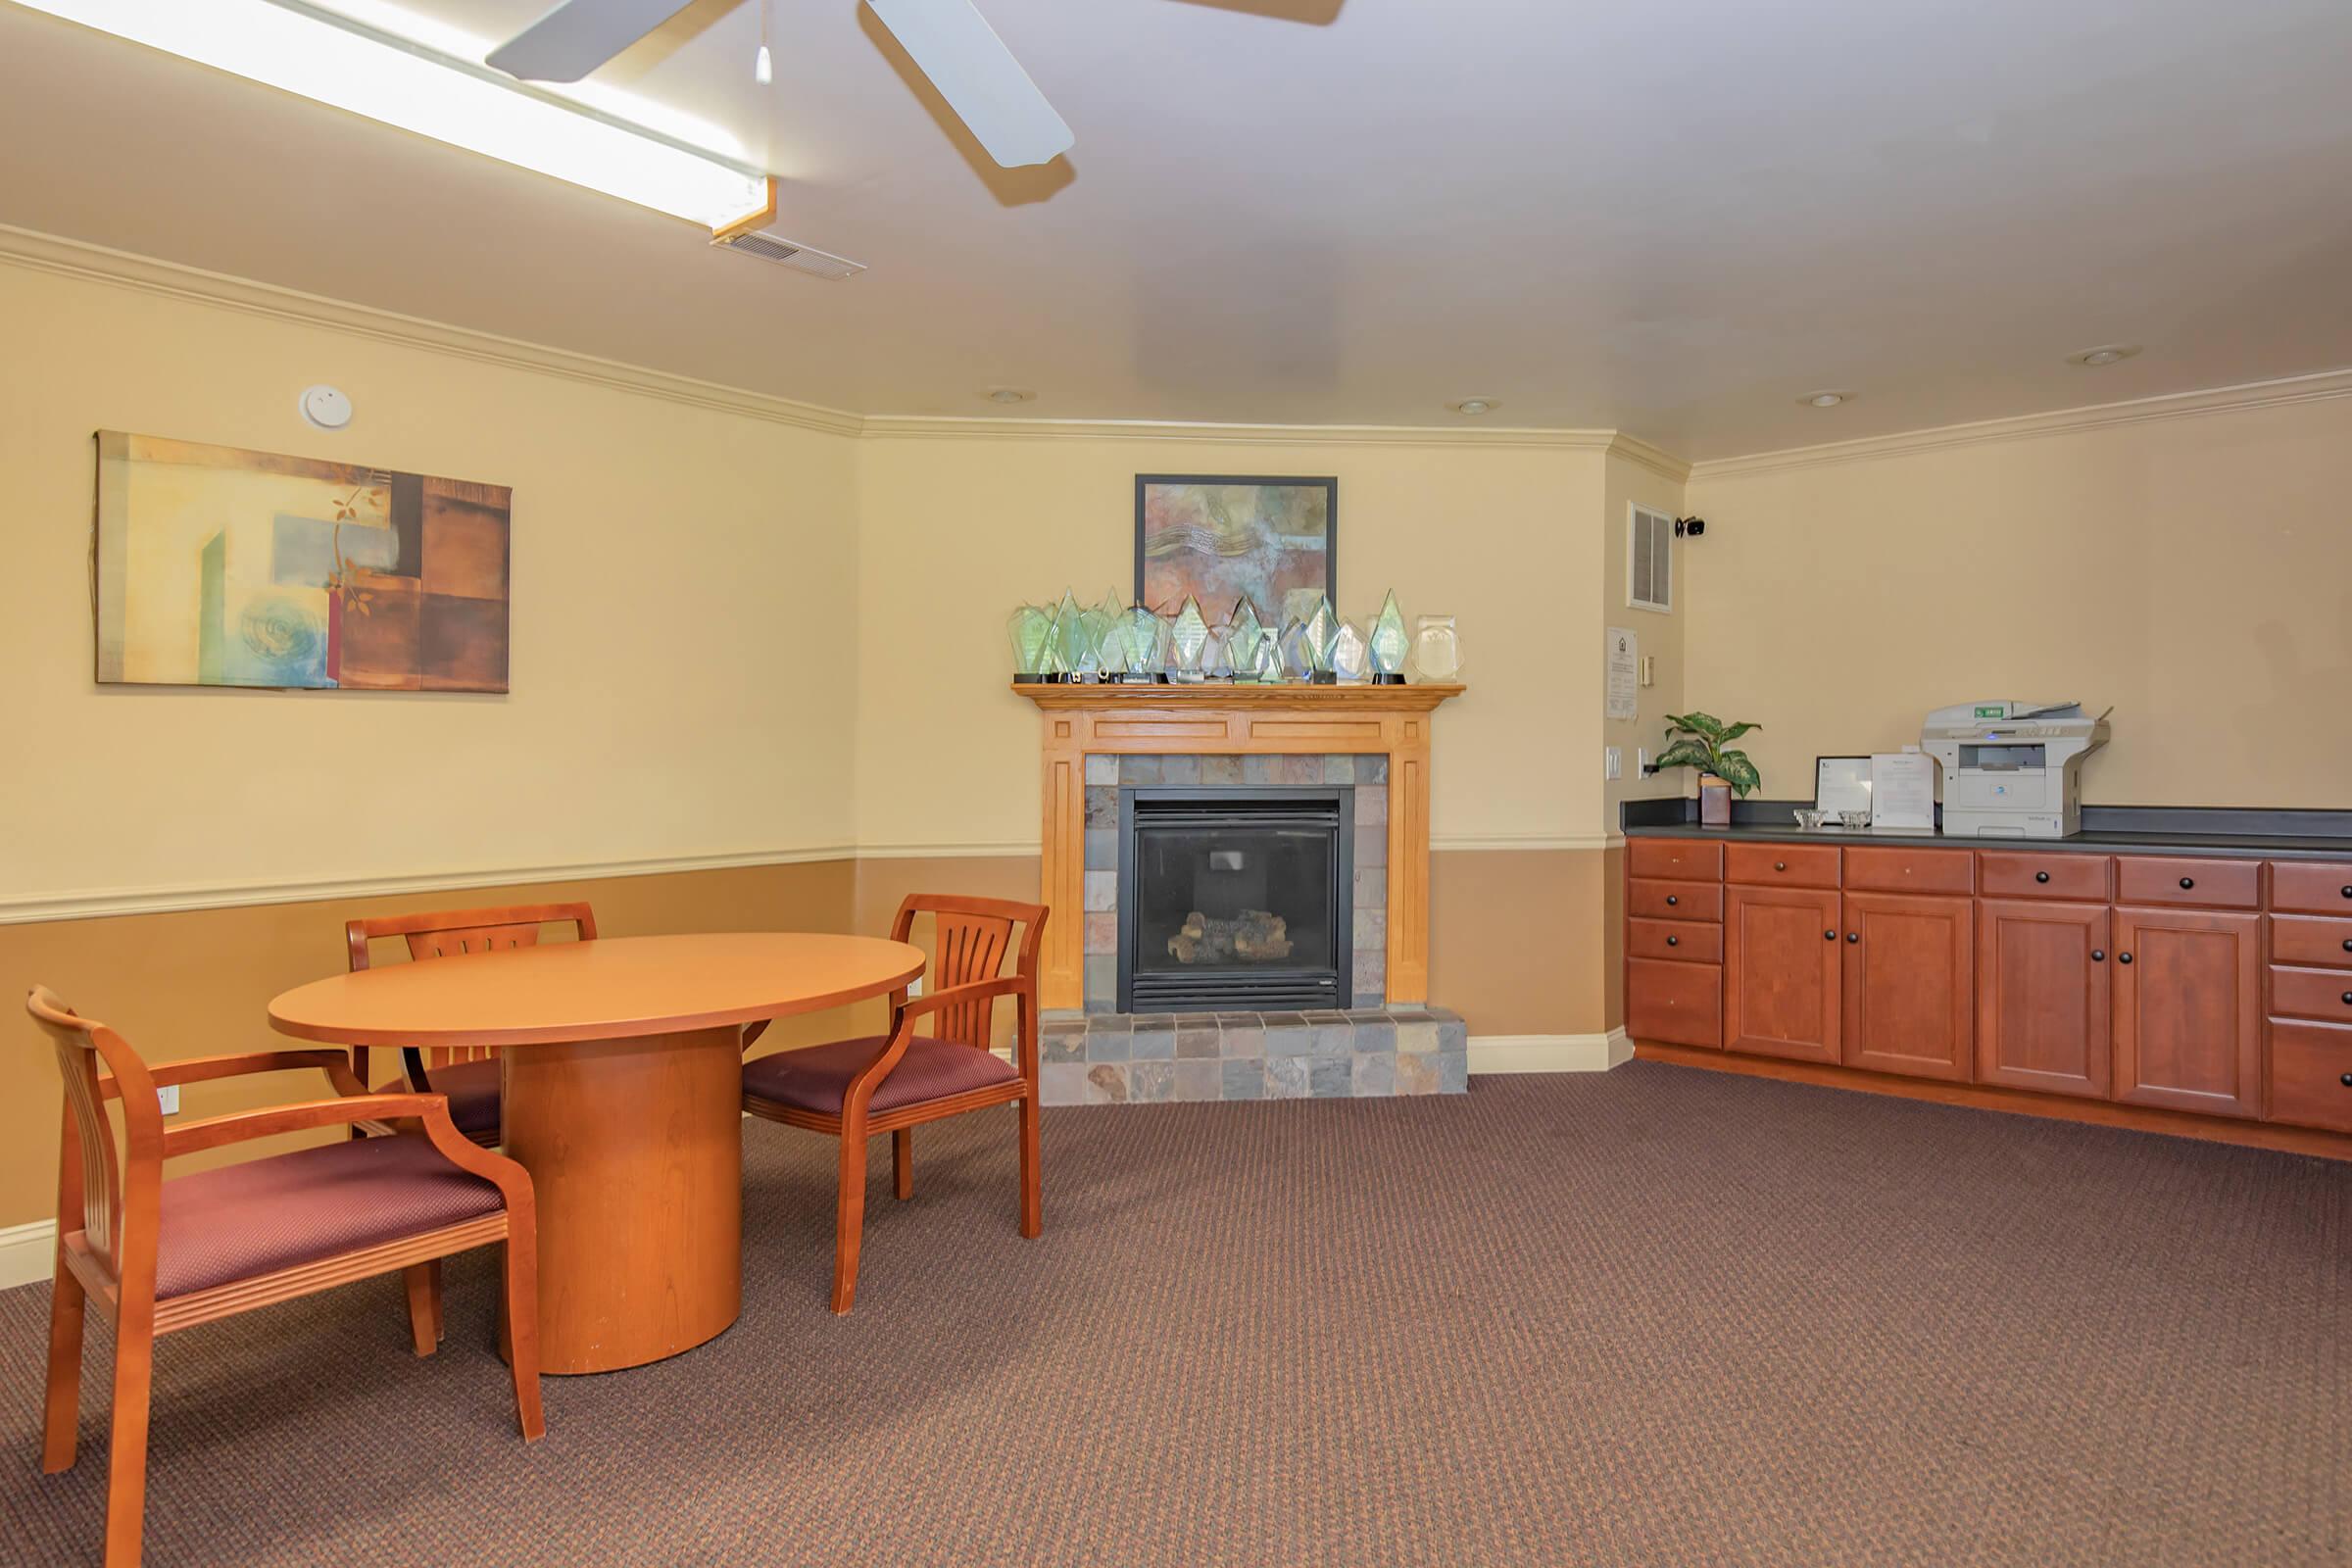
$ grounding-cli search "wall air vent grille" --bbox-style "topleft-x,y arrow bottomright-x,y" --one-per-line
1628,504 -> 1674,612
715,229 -> 866,280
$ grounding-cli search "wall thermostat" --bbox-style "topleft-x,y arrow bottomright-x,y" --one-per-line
299,384 -> 353,430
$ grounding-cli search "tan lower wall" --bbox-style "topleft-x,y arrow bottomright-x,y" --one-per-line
2,845 -> 1611,1232
1601,845 -> 1627,1033
0,859 -> 854,1229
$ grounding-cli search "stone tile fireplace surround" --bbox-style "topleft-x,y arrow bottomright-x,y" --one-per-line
1015,683 -> 1468,1104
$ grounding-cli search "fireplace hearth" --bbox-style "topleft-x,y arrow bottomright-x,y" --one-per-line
1119,787 -> 1352,1012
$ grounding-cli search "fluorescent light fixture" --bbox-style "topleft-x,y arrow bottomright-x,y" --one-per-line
13,0 -> 771,229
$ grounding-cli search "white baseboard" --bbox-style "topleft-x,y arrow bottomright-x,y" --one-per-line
1468,1028 -> 1633,1075
0,1219 -> 56,1292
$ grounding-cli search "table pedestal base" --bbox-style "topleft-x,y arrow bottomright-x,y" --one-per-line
501,1025 -> 743,1374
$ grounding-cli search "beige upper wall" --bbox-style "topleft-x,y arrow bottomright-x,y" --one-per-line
1684,394 -> 2352,808
0,258 -> 862,910
851,434 -> 1613,852
1601,451 -> 1690,824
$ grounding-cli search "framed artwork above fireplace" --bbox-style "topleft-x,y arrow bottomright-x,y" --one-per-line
1134,473 -> 1336,621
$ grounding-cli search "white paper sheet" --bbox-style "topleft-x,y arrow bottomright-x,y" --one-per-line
1605,627 -> 1639,721
1869,752 -> 1936,830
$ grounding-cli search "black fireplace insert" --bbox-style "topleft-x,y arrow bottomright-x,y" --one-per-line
1118,786 -> 1353,1012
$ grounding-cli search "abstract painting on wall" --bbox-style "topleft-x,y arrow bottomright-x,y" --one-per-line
93,432 -> 512,692
1134,474 -> 1336,621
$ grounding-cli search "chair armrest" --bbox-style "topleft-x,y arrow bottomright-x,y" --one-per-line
165,1093 -> 459,1159
897,975 -> 1028,1028
103,1050 -> 367,1102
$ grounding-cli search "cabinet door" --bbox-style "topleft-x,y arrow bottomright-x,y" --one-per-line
1841,893 -> 1973,1081
1975,900 -> 2111,1099
1724,885 -> 1842,1063
2111,906 -> 2262,1118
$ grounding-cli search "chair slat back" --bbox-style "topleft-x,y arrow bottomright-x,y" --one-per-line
24,988 -> 160,1280
346,904 -> 597,1070
891,895 -> 1046,1050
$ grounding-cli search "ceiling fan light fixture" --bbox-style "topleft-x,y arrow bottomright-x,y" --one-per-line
17,0 -> 769,228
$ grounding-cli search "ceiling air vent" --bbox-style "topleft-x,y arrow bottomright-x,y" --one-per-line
1628,504 -> 1674,612
710,177 -> 866,280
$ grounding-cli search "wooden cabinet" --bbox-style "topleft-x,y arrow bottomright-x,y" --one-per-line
1976,899 -> 2110,1099
1723,885 -> 1842,1063
2265,1021 -> 2352,1134
2111,906 -> 2263,1118
1626,957 -> 1722,1049
1840,892 -> 1973,1081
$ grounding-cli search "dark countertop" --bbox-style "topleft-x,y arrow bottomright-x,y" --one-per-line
1619,801 -> 2352,862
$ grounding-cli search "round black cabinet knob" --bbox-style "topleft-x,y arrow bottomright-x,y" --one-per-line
2180,876 -> 2195,890
2341,885 -> 2351,899
2090,950 -> 2105,962
2035,871 -> 2050,883
1665,895 -> 1679,906
2118,953 -> 2133,964
1846,932 -> 1860,944
1824,930 -> 1837,941
2341,1073 -> 2352,1089
1776,861 -> 1788,871
1666,935 -> 1679,947
2341,992 -> 2352,1006
2341,939 -> 2351,954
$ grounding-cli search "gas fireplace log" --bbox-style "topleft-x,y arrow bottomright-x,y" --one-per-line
1168,909 -> 1294,964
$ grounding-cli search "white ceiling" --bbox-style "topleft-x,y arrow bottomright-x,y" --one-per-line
4,0 -> 2350,459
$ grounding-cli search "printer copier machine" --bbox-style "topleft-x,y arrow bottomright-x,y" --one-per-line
1920,701 -> 2111,838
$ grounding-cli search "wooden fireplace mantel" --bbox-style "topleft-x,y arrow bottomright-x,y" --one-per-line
1015,681 -> 1466,1010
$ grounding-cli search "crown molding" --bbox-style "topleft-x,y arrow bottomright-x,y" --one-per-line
858,412 -> 1641,452
1604,432 -> 1693,484
0,845 -> 858,927
0,223 -> 866,438
1689,367 -> 2352,481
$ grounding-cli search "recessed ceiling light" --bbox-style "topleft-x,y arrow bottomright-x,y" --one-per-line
1798,391 -> 1853,409
985,388 -> 1036,405
2067,344 -> 2142,368
1448,398 -> 1499,416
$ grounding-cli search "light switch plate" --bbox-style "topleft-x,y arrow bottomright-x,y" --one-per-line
1640,655 -> 1655,687
157,1085 -> 180,1116
1603,746 -> 1623,780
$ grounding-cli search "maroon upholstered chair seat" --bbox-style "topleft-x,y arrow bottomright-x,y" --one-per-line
376,1056 -> 501,1137
155,1134 -> 504,1300
742,1036 -> 1017,1116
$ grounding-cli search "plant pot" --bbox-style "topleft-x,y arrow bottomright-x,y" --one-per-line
1698,774 -> 1733,828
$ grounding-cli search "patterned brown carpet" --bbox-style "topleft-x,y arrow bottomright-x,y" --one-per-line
2,1063 -> 2346,1567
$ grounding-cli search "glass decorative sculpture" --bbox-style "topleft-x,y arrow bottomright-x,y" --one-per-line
1096,610 -> 1129,678
1221,599 -> 1264,680
1408,613 -> 1463,682
1007,604 -> 1054,682
1050,590 -> 1088,678
1169,596 -> 1210,682
1329,618 -> 1370,683
1250,626 -> 1283,682
1278,615 -> 1318,681
1367,591 -> 1409,684
1118,604 -> 1169,682
1202,625 -> 1234,680
1301,595 -> 1337,683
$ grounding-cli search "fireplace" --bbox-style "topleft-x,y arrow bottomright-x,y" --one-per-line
1118,786 -> 1353,1012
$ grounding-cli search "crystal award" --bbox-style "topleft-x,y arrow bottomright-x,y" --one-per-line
1330,618 -> 1370,683
1007,604 -> 1054,682
1301,595 -> 1337,684
1169,596 -> 1210,682
1367,591 -> 1409,684
1222,599 -> 1264,681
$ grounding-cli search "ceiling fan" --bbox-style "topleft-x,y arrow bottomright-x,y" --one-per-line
486,0 -> 1075,169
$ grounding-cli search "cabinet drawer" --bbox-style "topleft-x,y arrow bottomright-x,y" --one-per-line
2271,916 -> 2352,970
1724,843 -> 1840,888
1628,917 -> 1722,964
1979,851 -> 2111,901
2271,966 -> 2352,1024
1629,878 -> 1722,922
1843,846 -> 1975,896
2269,861 -> 2352,916
2114,856 -> 2261,909
1628,838 -> 1723,882
2265,1020 -> 2352,1134
1627,957 -> 1722,1048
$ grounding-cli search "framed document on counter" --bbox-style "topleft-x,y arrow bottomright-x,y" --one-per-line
1869,752 -> 1936,830
1815,756 -> 1873,816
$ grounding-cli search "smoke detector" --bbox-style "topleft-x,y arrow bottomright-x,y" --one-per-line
711,178 -> 866,280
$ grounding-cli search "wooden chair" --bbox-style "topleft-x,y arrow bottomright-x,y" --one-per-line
344,903 -> 599,1147
25,986 -> 544,1568
741,895 -> 1047,1313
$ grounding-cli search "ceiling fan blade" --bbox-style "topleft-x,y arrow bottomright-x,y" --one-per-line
486,0 -> 696,83
862,0 -> 1075,168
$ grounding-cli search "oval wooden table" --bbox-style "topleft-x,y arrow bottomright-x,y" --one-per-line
269,932 -> 924,1375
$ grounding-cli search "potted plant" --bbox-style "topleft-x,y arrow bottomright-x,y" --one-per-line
1652,711 -> 1761,827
